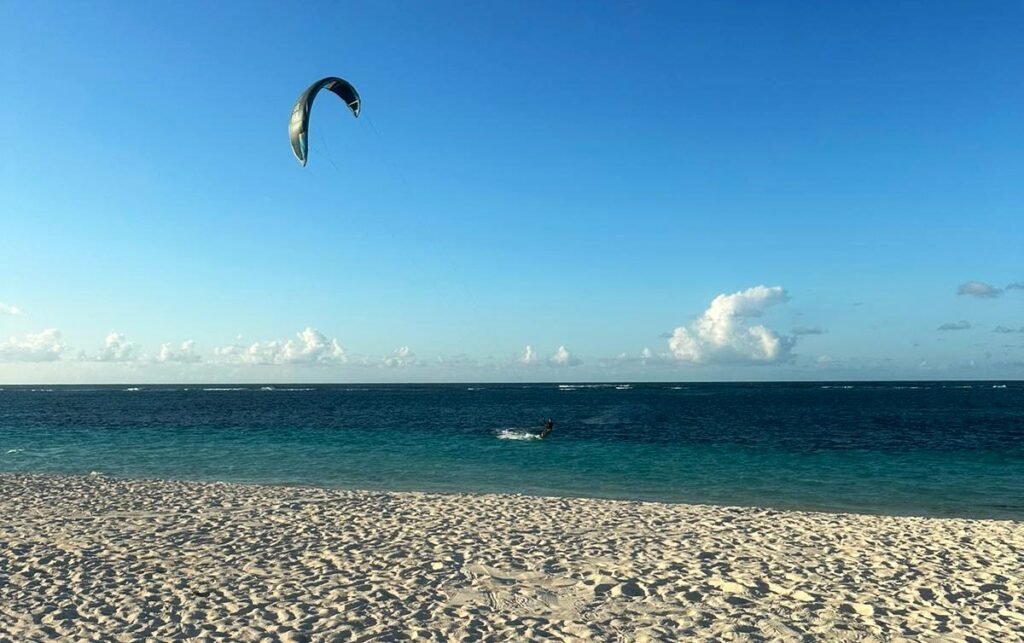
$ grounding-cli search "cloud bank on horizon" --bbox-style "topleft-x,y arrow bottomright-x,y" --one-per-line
158,340 -> 202,364
1,279 -> 1022,380
214,328 -> 346,366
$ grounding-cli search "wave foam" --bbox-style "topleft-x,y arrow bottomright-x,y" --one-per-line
495,428 -> 542,441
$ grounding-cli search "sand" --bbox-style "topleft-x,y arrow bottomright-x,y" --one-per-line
0,475 -> 1021,641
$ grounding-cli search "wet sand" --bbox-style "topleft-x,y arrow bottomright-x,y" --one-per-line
0,474 -> 1021,641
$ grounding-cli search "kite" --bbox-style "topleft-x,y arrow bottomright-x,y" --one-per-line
288,77 -> 360,166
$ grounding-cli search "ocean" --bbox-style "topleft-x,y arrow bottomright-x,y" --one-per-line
1,382 -> 1021,519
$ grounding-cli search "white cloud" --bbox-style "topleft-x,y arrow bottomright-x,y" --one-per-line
640,347 -> 652,360
383,345 -> 415,367
817,354 -> 834,364
668,285 -> 793,364
938,320 -> 971,331
158,340 -> 201,363
520,345 -> 537,364
957,281 -> 1002,298
215,327 -> 346,365
0,303 -> 22,316
94,332 -> 138,362
550,345 -> 581,366
0,329 -> 65,362
1006,282 -> 1024,291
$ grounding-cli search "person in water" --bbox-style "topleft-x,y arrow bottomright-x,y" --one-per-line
539,418 -> 554,439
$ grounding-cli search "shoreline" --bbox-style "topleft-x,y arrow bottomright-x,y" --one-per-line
2,474 -> 1021,640
4,470 -> 1018,522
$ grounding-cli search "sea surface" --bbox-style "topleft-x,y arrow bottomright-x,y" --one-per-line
1,382 -> 1022,519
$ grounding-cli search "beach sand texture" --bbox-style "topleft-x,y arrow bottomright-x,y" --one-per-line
0,475 -> 1021,641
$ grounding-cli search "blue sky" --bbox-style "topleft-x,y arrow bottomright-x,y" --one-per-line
1,0 -> 1022,382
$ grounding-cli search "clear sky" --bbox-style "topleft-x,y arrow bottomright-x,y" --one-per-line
1,0 -> 1022,383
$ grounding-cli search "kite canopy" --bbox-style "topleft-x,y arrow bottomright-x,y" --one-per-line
288,77 -> 361,166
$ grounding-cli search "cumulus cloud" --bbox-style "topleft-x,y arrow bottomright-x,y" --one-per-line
550,345 -> 581,366
1007,282 -> 1024,291
792,326 -> 825,336
94,332 -> 138,362
0,303 -> 22,316
214,327 -> 346,365
0,329 -> 65,362
517,344 -> 582,367
158,340 -> 201,363
383,346 -> 415,367
520,345 -> 538,364
668,285 -> 793,364
938,320 -> 971,331
957,281 -> 1002,298
816,354 -> 834,364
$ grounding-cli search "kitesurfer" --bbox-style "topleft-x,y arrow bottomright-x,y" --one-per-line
539,419 -> 554,439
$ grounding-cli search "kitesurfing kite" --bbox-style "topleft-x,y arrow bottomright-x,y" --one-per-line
288,77 -> 361,166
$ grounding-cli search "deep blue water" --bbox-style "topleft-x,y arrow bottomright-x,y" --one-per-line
1,382 -> 1022,519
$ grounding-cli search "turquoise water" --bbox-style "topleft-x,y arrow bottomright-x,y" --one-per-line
1,382 -> 1022,518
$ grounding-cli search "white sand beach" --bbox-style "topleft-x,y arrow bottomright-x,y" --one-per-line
0,474 -> 1021,641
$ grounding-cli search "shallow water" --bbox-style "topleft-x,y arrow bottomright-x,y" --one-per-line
1,382 -> 1022,518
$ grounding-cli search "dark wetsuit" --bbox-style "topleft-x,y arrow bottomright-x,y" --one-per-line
539,419 -> 554,439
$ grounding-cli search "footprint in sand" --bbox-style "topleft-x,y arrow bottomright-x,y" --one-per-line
611,581 -> 646,598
